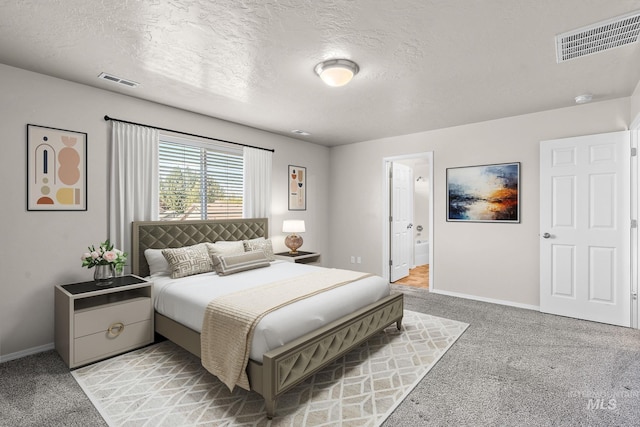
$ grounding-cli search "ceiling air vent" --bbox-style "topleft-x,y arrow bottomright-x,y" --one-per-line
98,72 -> 139,88
556,10 -> 640,63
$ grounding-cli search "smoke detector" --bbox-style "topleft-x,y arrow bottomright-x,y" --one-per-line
574,94 -> 593,104
556,10 -> 640,63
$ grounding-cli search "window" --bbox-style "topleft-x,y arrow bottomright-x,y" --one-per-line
158,135 -> 243,220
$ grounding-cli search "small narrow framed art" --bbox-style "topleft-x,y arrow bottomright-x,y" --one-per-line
288,165 -> 306,210
446,162 -> 520,223
27,124 -> 87,211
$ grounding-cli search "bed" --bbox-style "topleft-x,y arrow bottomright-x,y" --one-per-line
131,218 -> 404,418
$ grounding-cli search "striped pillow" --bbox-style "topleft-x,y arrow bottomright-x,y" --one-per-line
162,243 -> 214,279
212,250 -> 270,276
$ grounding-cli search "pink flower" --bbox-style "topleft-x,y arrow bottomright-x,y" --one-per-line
82,252 -> 91,261
103,251 -> 117,262
91,251 -> 100,259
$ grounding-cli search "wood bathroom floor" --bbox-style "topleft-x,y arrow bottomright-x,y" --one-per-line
393,264 -> 429,288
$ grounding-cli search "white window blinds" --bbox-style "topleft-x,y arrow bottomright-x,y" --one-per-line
158,135 -> 243,220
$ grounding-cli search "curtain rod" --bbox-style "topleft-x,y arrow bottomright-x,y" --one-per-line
103,115 -> 275,153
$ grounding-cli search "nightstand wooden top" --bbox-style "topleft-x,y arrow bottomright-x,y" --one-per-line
59,275 -> 148,296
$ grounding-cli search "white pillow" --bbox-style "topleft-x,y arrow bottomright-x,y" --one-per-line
243,237 -> 275,261
207,241 -> 245,257
144,248 -> 170,276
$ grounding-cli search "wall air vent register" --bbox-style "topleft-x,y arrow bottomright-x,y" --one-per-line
98,72 -> 139,88
556,10 -> 640,63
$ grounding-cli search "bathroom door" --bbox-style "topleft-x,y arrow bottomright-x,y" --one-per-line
390,162 -> 413,282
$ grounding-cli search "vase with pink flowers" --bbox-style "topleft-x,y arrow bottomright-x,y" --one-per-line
81,239 -> 127,284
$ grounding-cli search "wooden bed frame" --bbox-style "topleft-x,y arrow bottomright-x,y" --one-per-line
131,219 -> 404,418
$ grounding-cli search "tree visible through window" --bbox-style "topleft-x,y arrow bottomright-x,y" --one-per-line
158,136 -> 243,220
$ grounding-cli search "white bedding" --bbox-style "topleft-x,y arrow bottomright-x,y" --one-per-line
150,260 -> 390,362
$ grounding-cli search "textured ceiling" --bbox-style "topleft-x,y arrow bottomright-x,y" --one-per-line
1,0 -> 640,146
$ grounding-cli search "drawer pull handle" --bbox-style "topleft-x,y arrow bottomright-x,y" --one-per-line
107,322 -> 125,337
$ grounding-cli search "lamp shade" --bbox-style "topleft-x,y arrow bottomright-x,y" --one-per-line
283,220 -> 305,233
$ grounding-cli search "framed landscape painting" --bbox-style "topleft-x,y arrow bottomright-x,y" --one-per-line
27,124 -> 87,211
447,162 -> 520,223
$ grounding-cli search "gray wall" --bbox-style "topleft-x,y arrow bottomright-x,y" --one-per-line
0,64 -> 330,359
328,98 -> 631,308
631,80 -> 640,123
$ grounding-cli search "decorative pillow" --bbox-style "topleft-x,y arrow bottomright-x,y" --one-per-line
206,241 -> 246,258
212,250 -> 270,276
243,237 -> 275,261
144,248 -> 170,276
162,243 -> 214,279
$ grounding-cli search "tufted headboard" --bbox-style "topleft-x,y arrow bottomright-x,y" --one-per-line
131,218 -> 269,277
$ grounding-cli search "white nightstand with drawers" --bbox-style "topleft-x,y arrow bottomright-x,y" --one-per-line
54,275 -> 153,368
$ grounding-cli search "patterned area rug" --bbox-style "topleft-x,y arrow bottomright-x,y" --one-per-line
72,310 -> 467,426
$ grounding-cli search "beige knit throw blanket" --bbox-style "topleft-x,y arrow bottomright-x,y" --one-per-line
201,268 -> 372,391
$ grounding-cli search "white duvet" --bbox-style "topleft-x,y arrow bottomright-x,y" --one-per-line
149,260 -> 390,362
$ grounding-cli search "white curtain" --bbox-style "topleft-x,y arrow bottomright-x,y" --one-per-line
109,122 -> 159,270
242,147 -> 272,219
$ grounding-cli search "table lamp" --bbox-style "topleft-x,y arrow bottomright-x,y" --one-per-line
283,220 -> 305,254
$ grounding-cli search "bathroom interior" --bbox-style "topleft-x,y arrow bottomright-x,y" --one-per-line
394,157 -> 430,288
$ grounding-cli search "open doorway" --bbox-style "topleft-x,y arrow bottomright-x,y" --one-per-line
382,152 -> 434,289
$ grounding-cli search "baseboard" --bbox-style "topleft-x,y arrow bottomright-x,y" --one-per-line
429,288 -> 540,311
0,342 -> 55,364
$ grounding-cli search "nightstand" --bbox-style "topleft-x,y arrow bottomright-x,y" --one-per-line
54,275 -> 154,368
274,251 -> 321,264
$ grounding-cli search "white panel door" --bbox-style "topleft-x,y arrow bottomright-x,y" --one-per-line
390,162 -> 413,282
540,131 -> 631,327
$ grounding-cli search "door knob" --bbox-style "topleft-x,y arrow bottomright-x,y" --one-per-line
542,233 -> 551,239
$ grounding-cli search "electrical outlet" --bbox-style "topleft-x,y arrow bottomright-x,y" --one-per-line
350,256 -> 355,264
356,256 -> 362,264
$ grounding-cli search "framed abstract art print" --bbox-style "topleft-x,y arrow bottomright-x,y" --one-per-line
288,165 -> 306,210
447,162 -> 520,223
27,124 -> 88,211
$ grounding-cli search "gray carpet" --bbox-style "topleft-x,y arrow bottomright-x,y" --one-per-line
0,348 -> 106,427
1,286 -> 639,426
383,285 -> 640,426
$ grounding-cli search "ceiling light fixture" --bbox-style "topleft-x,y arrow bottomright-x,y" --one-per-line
314,59 -> 359,87
574,93 -> 593,104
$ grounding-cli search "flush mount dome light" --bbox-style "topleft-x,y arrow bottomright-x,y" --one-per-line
314,59 -> 359,87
